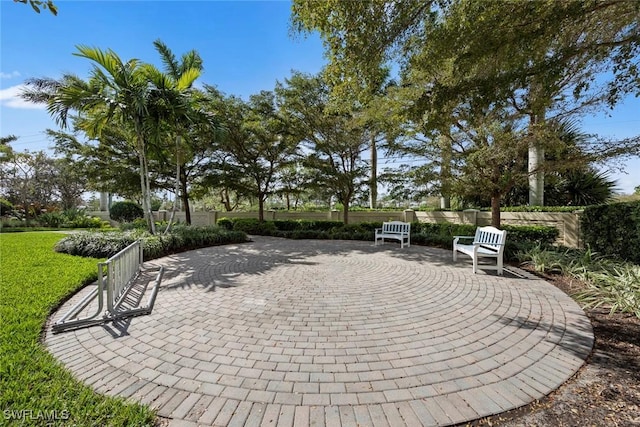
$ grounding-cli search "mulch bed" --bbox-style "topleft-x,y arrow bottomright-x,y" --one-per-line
468,270 -> 640,427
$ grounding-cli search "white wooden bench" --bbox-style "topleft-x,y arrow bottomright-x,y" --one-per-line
453,226 -> 507,275
375,221 -> 411,248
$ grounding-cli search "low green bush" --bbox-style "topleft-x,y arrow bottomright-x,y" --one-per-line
55,226 -> 248,260
501,205 -> 583,212
208,219 -> 555,261
119,218 -> 149,231
64,215 -> 106,229
581,200 -> 640,264
227,218 -> 277,235
217,217 -> 234,230
518,244 -> 640,318
109,201 -> 144,222
0,198 -> 13,216
38,211 -> 65,228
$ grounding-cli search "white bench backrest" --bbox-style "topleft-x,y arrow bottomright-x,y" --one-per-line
474,226 -> 507,252
383,221 -> 410,233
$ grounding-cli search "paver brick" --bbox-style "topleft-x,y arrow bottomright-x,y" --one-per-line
45,236 -> 593,427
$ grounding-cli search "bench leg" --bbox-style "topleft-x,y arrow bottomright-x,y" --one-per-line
497,257 -> 503,275
473,256 -> 478,274
453,248 -> 458,261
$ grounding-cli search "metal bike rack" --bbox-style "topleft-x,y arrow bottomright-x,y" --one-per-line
52,241 -> 164,333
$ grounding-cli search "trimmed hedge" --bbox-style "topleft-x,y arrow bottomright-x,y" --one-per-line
582,201 -> 640,264
216,218 -> 558,261
55,225 -> 247,260
109,201 -> 144,222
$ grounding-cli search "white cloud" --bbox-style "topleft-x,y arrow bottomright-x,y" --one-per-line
0,85 -> 45,110
0,71 -> 21,79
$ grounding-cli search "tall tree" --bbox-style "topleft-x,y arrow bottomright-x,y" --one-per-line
292,0 -> 640,208
202,87 -> 298,222
276,72 -> 369,224
148,39 -> 207,227
22,43 -> 201,233
0,135 -> 17,163
0,151 -> 57,223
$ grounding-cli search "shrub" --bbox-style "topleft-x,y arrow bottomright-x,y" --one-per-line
217,217 -> 234,230
230,218 -> 277,235
581,200 -> 640,264
119,218 -> 148,231
55,226 -> 248,260
38,212 -> 65,228
0,198 -> 13,216
518,244 -> 640,318
109,201 -> 144,222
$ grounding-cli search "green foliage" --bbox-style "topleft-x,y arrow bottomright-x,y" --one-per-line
109,201 -> 144,222
119,218 -> 149,231
0,232 -> 155,425
501,206 -> 583,212
215,219 -> 555,261
581,201 -> 640,264
229,218 -> 277,235
37,211 -> 65,228
0,198 -> 13,216
518,244 -> 640,318
55,225 -> 247,260
216,217 -> 234,230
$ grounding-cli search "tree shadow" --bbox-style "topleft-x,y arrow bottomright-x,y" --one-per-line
493,311 -> 594,362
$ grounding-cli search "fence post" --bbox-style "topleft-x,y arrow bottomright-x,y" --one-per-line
403,209 -> 417,223
462,209 -> 478,225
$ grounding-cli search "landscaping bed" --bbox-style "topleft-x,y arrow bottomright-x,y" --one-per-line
474,270 -> 640,427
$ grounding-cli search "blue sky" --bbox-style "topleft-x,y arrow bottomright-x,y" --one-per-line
1,0 -> 639,194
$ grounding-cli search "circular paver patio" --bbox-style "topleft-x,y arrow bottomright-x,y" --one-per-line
45,236 -> 593,426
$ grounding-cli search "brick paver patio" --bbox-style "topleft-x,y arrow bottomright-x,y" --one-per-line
45,236 -> 593,426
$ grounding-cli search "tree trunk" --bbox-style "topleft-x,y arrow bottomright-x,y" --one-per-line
491,194 -> 501,228
258,195 -> 265,222
440,196 -> 451,209
528,108 -> 545,206
138,145 -> 154,234
285,193 -> 291,210
343,199 -> 349,224
99,192 -> 109,211
369,134 -> 377,209
528,143 -> 544,206
180,170 -> 191,225
440,136 -> 452,210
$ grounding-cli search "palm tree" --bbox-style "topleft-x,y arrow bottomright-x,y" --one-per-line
147,40 -> 205,228
22,44 -> 201,233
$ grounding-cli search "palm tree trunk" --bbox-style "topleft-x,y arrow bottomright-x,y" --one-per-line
165,136 -> 182,233
135,126 -> 155,235
181,172 -> 191,225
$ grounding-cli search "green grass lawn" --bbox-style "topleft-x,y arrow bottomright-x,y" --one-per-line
0,232 -> 156,426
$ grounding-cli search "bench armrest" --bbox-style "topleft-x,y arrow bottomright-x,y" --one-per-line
453,235 -> 474,240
